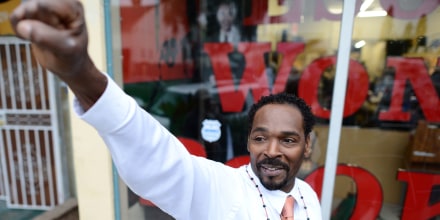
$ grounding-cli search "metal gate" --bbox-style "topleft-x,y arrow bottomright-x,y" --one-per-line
0,36 -> 67,210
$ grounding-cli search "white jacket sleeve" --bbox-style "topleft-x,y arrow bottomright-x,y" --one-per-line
76,74 -> 230,219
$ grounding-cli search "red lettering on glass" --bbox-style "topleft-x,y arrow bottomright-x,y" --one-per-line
243,0 -> 302,25
298,57 -> 325,117
242,1 -> 268,26
299,57 -> 369,118
272,43 -> 305,94
204,43 -> 268,112
397,170 -> 440,220
237,43 -> 272,105
344,60 -> 370,117
204,42 -> 305,112
379,57 -> 440,122
380,0 -> 438,19
305,164 -> 383,220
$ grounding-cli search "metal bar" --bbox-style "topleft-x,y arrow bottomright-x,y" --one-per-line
1,109 -> 51,114
47,72 -> 63,205
0,36 -> 31,44
0,47 -> 7,109
25,44 -> 37,110
0,49 -> 8,198
22,39 -> 37,206
5,45 -> 16,109
103,0 -> 121,219
7,203 -> 51,210
3,126 -> 53,131
5,129 -> 18,205
44,130 -> 55,206
320,0 -> 357,219
34,130 -> 46,206
0,130 -> 8,200
14,43 -> 26,109
37,64 -> 46,110
4,126 -> 53,131
15,128 -> 28,205
24,129 -> 36,206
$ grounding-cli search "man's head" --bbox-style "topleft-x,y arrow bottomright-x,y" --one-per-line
247,93 -> 315,192
216,1 -> 237,32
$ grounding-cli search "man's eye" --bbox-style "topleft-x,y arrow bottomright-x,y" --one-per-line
282,138 -> 297,145
253,136 -> 266,142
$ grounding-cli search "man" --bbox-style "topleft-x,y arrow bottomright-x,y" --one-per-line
213,1 -> 240,45
205,0 -> 246,85
10,0 -> 322,219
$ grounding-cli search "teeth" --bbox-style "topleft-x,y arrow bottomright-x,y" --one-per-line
262,166 -> 281,171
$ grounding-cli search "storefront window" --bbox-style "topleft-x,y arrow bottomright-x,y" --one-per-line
112,0 -> 440,219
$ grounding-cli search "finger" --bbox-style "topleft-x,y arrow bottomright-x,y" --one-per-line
16,20 -> 86,54
10,0 -> 83,31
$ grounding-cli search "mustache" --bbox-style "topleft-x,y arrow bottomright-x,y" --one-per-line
257,158 -> 289,170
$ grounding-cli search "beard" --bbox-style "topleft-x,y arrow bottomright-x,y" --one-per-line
261,176 -> 289,190
256,157 -> 290,190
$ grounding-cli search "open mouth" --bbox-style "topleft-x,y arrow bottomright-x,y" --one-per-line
260,164 -> 285,176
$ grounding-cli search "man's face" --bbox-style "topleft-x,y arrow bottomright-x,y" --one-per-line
217,4 -> 235,31
248,104 -> 310,193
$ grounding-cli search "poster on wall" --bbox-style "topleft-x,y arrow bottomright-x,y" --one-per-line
0,0 -> 21,35
120,0 -> 193,83
119,0 -> 257,84
120,0 -> 261,162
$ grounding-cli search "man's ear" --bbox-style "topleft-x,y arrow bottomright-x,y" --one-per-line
304,134 -> 312,158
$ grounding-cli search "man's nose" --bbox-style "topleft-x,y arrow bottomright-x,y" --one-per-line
265,139 -> 282,158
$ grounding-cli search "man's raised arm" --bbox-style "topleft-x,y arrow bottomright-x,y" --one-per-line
9,0 -> 106,111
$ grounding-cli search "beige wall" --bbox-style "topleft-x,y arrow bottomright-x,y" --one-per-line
70,1 -> 115,219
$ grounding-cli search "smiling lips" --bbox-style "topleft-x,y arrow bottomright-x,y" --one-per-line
260,164 -> 285,176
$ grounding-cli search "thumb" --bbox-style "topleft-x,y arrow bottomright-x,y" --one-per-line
14,20 -> 33,40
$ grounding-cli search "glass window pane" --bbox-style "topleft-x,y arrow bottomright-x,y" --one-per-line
109,0 -> 440,219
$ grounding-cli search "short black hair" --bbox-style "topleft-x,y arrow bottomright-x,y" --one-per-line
247,93 -> 315,137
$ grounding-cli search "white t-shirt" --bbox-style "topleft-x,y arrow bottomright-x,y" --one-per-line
76,73 -> 322,220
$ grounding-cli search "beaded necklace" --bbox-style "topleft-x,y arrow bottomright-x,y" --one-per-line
245,165 -> 310,220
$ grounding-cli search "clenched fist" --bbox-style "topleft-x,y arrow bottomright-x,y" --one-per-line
10,0 -> 107,110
